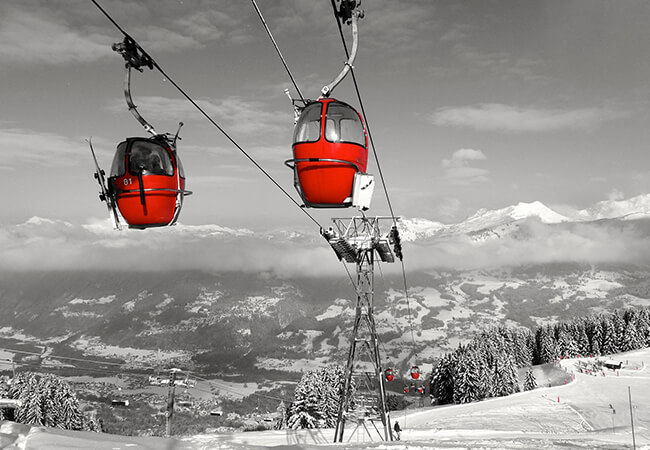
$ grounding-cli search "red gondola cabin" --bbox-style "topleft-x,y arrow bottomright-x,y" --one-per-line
410,366 -> 420,380
384,368 -> 395,382
109,137 -> 187,228
288,98 -> 368,208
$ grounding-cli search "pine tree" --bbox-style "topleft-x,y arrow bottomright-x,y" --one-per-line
523,367 -> 537,391
0,372 -> 93,431
588,317 -> 603,356
621,320 -> 644,352
534,325 -> 555,364
636,308 -> 650,346
431,354 -> 455,405
286,365 -> 346,429
275,401 -> 286,430
601,316 -> 618,355
453,351 -> 482,404
612,311 -> 626,350
575,322 -> 590,356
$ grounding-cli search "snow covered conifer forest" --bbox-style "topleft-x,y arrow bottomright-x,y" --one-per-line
0,372 -> 100,431
283,306 -> 650,430
430,306 -> 650,406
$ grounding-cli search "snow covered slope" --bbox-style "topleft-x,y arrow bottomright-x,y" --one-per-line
398,201 -> 571,242
577,193 -> 650,221
5,348 -> 648,449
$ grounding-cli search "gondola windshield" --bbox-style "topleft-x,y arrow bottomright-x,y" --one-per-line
325,102 -> 365,145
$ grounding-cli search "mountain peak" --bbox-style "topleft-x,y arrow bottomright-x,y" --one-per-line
509,201 -> 569,224
578,193 -> 650,221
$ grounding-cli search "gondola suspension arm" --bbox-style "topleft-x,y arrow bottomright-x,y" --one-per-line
112,37 -> 158,136
321,2 -> 363,97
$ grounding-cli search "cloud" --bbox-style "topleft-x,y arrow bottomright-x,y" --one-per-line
403,218 -> 650,271
0,10 -> 112,65
431,103 -> 627,133
0,127 -> 109,168
0,1 -> 244,66
105,96 -> 288,136
449,43 -> 547,82
0,218 -> 342,278
361,0 -> 437,53
607,189 -> 625,201
441,148 -> 489,185
5,210 -> 650,276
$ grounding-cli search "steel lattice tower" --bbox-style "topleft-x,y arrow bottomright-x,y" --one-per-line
322,216 -> 398,442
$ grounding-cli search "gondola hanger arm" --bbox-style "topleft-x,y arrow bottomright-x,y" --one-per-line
113,37 -> 158,137
321,5 -> 363,97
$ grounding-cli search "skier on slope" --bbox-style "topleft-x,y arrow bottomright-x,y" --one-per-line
394,421 -> 402,440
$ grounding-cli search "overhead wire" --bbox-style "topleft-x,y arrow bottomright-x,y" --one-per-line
91,0 -> 361,317
89,0 -> 323,230
329,0 -> 419,363
82,0 -> 409,404
250,0 -> 306,104
245,1 -> 364,302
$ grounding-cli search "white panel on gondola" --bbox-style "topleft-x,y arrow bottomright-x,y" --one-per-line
352,173 -> 374,211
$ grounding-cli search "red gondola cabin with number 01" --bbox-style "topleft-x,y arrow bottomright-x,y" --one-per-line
109,137 -> 187,228
288,98 -> 368,208
410,365 -> 421,380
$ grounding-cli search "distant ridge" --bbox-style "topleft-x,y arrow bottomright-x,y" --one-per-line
577,193 -> 650,221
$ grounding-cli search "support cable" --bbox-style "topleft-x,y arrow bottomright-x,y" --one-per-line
87,1 -> 378,396
329,0 -> 395,224
91,0 -> 362,309
329,1 -> 418,362
250,0 -> 306,104
89,0 -> 322,230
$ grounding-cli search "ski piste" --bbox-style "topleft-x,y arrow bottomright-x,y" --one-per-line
89,138 -> 120,229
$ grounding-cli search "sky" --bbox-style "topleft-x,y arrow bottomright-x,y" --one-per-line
2,0 -> 650,233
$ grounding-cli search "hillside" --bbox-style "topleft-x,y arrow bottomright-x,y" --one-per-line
1,263 -> 650,380
3,348 -> 649,448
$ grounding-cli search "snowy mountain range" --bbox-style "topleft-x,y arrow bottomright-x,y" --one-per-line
13,193 -> 650,246
398,194 -> 650,242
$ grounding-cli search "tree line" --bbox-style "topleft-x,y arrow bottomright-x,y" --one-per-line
430,306 -> 650,405
0,372 -> 100,431
286,306 -> 650,428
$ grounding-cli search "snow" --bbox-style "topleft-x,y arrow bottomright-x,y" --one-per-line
456,201 -> 570,234
475,279 -> 522,295
398,218 -> 445,241
3,348 -> 643,448
71,336 -> 191,366
578,193 -> 650,221
69,295 -> 116,305
508,201 -> 570,223
397,201 -> 572,242
255,356 -> 332,373
5,335 -> 650,449
315,304 -> 346,321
